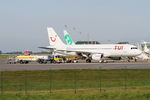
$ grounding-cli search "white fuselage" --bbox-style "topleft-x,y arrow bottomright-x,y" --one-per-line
56,44 -> 142,57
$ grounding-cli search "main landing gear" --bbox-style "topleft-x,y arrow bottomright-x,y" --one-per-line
86,59 -> 91,63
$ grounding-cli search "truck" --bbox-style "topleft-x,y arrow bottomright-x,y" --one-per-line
7,55 -> 65,64
15,55 -> 50,64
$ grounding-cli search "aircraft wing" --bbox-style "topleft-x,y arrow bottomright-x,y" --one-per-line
67,48 -> 98,53
144,51 -> 150,55
62,49 -> 94,55
38,46 -> 66,51
38,46 -> 54,50
62,49 -> 107,57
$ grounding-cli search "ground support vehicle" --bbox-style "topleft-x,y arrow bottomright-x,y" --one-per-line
7,55 -> 50,64
16,55 -> 51,64
65,56 -> 79,63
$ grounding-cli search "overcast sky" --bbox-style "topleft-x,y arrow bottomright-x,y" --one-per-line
0,0 -> 150,52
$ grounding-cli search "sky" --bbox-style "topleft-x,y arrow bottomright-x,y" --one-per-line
0,0 -> 150,52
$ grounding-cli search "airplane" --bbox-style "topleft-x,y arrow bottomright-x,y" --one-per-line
63,30 -> 145,62
142,42 -> 150,54
136,42 -> 150,60
44,27 -> 142,63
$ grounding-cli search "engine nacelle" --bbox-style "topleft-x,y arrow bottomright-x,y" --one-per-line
91,54 -> 103,61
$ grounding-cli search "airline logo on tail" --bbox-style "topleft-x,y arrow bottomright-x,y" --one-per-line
50,35 -> 57,42
47,27 -> 66,47
64,34 -> 73,45
64,30 -> 75,45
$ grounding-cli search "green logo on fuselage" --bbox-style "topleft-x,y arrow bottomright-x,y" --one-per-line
64,34 -> 73,45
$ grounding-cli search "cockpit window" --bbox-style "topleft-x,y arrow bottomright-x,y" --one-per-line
131,47 -> 138,49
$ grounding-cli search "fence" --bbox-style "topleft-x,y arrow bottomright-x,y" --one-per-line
0,67 -> 150,100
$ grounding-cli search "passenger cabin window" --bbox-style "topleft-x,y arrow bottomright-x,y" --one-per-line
131,47 -> 138,49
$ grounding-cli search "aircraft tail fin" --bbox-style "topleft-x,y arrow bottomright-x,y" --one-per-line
47,27 -> 65,48
64,30 -> 75,45
143,42 -> 150,53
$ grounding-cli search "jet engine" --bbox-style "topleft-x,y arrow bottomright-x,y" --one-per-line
91,54 -> 103,61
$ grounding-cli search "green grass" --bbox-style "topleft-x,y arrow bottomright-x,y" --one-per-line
0,69 -> 150,100
0,55 -> 9,59
1,69 -> 150,91
1,91 -> 150,100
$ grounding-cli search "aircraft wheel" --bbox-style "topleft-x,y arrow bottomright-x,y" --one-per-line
24,61 -> 29,64
20,60 -> 24,64
38,59 -> 44,64
86,59 -> 91,63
